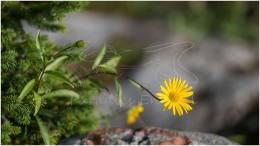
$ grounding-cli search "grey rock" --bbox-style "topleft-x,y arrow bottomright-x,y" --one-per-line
178,131 -> 236,145
62,127 -> 236,145
58,135 -> 83,145
139,139 -> 150,145
130,131 -> 146,145
116,139 -> 129,145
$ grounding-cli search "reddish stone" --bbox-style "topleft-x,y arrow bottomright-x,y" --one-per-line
159,137 -> 189,145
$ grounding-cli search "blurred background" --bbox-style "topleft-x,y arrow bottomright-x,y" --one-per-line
23,1 -> 259,144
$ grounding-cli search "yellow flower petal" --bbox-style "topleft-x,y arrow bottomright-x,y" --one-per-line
156,76 -> 194,116
163,101 -> 171,108
160,99 -> 168,103
180,102 -> 193,111
167,102 -> 173,110
181,99 -> 194,104
156,92 -> 168,99
172,104 -> 176,116
168,78 -> 172,89
175,104 -> 183,116
180,91 -> 193,98
164,80 -> 170,91
160,85 -> 168,95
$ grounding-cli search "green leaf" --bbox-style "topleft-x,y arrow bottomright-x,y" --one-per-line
36,31 -> 41,50
17,79 -> 36,101
44,71 -> 75,88
115,79 -> 123,107
35,31 -> 44,61
89,79 -> 109,92
33,91 -> 42,116
98,56 -> 121,74
36,116 -> 50,145
45,56 -> 68,72
43,89 -> 80,99
128,78 -> 143,91
92,45 -> 106,70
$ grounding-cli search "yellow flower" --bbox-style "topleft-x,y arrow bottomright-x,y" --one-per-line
127,103 -> 144,124
156,76 -> 194,116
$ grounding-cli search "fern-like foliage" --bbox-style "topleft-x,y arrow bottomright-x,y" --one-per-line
1,1 -> 111,144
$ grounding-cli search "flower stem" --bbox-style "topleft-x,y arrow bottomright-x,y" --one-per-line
127,77 -> 160,101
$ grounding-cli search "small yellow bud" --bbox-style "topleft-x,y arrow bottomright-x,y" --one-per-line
127,102 -> 144,125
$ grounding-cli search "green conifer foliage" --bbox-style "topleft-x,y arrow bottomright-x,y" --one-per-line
1,2 -> 119,144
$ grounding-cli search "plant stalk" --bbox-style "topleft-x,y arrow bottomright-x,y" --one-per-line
127,77 -> 160,101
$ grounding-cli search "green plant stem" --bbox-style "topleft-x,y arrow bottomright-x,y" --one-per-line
36,55 -> 58,91
52,44 -> 74,58
36,62 -> 47,91
127,77 -> 160,101
36,69 -> 44,91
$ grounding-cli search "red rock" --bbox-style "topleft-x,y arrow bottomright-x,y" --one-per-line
159,137 -> 189,145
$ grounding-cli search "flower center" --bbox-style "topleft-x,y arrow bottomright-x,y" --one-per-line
169,92 -> 178,102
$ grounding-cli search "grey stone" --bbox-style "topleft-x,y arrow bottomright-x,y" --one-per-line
173,130 -> 236,145
59,127 -> 236,145
117,139 -> 129,145
139,139 -> 150,145
58,135 -> 83,145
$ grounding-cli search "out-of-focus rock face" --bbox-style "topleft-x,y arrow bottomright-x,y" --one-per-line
23,12 -> 258,133
59,127 -> 236,145
128,39 -> 258,132
23,12 -> 170,48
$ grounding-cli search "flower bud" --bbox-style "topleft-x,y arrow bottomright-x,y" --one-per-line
75,40 -> 86,48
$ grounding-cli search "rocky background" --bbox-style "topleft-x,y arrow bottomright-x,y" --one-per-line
60,127 -> 236,145
24,1 -> 259,144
